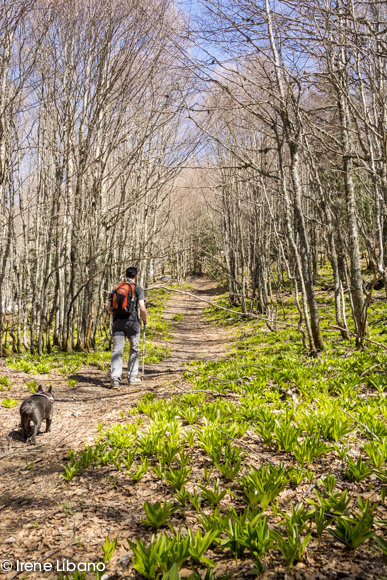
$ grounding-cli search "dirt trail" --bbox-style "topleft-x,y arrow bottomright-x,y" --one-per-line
0,278 -> 230,579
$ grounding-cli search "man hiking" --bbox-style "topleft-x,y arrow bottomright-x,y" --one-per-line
107,266 -> 147,389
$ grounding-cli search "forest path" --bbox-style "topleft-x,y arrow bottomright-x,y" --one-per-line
0,278 -> 231,579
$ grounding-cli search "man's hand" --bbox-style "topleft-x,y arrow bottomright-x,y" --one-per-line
107,302 -> 113,315
138,299 -> 147,324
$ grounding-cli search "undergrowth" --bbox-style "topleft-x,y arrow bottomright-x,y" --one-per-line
59,286 -> 387,578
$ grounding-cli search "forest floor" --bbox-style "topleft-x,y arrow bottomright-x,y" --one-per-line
0,278 -> 387,580
0,279 -> 233,580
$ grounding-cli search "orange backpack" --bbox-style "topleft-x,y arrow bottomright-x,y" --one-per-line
112,282 -> 136,313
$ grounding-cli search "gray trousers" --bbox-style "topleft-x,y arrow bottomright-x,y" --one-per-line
111,331 -> 140,381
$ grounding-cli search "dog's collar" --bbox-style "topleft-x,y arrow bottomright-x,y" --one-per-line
32,392 -> 54,403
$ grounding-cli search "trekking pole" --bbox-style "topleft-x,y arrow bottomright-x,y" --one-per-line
141,323 -> 146,381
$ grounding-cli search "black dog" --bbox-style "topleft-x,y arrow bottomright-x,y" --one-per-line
20,385 -> 54,444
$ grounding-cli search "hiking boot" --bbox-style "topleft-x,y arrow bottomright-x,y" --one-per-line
110,379 -> 120,389
128,377 -> 142,385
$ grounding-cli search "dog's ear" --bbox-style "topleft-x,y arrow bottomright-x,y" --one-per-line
48,386 -> 53,394
37,385 -> 43,392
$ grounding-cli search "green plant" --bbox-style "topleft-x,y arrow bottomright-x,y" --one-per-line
158,529 -> 191,573
288,466 -> 307,485
164,465 -> 192,490
220,517 -> 248,563
273,421 -> 301,452
317,471 -> 337,493
182,429 -> 195,447
174,487 -> 188,506
344,456 -> 373,482
127,458 -> 149,482
321,416 -> 353,441
203,465 -> 214,485
141,500 -> 179,529
375,535 -> 387,556
293,434 -> 333,466
61,462 -> 80,482
180,407 -> 200,425
271,524 -> 311,568
240,463 -> 289,510
216,444 -> 245,481
281,503 -> 314,536
102,537 -> 118,564
216,457 -> 243,482
127,534 -> 164,579
137,428 -> 163,457
67,379 -> 78,388
199,479 -> 230,506
188,529 -> 220,567
334,442 -> 351,461
364,437 -> 387,469
2,398 -> 19,408
306,488 -> 351,518
26,380 -> 37,393
313,508 -> 332,542
78,446 -> 96,468
122,450 -> 135,471
188,489 -> 202,511
198,508 -> 231,533
196,427 -> 224,464
0,375 -> 11,387
328,498 -> 376,549
157,437 -> 183,466
243,516 -> 274,573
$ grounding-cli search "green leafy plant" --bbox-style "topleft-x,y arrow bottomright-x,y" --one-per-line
157,436 -> 183,466
188,529 -> 220,567
240,463 -> 289,510
280,503 -> 313,536
61,462 -> 80,482
127,534 -> 164,580
273,421 -> 301,452
271,524 -> 311,568
288,465 -> 307,485
317,471 -> 337,493
328,498 -> 376,549
174,486 -> 188,506
198,508 -> 231,533
344,456 -> 373,482
141,500 -> 179,529
306,488 -> 351,519
164,464 -> 192,490
67,379 -> 78,388
199,479 -> 230,506
182,429 -> 195,447
242,516 -> 274,573
180,407 -> 200,425
102,536 -> 118,564
26,380 -> 38,393
313,508 -> 332,543
122,450 -> 135,471
137,428 -> 163,457
293,434 -> 333,466
78,445 -> 96,468
375,535 -> 387,556
127,458 -> 149,482
2,398 -> 19,408
0,375 -> 11,386
364,437 -> 387,469
188,489 -> 202,511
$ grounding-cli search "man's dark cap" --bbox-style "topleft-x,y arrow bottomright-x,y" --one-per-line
126,266 -> 138,278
